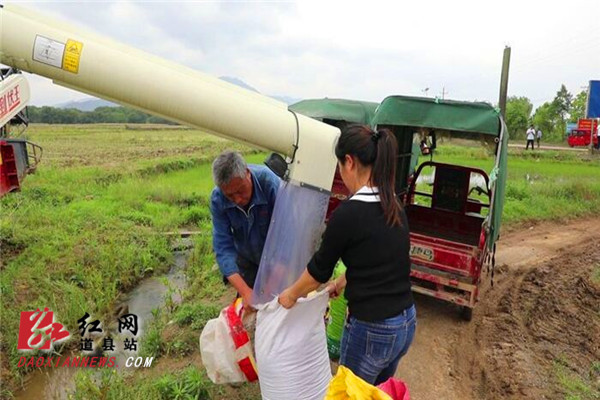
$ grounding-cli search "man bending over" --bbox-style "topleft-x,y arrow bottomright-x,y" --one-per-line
210,151 -> 280,306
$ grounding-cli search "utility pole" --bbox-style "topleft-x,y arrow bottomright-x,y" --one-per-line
498,46 -> 511,118
440,87 -> 449,100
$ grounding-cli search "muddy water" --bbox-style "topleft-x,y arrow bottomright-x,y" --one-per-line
14,240 -> 191,400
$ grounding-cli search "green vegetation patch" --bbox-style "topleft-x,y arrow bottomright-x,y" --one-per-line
72,366 -> 211,400
1,125 -> 259,393
554,359 -> 600,400
434,144 -> 600,226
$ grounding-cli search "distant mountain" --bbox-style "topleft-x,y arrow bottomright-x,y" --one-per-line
219,76 -> 260,93
271,95 -> 302,106
52,77 -> 299,111
218,76 -> 301,105
57,98 -> 117,111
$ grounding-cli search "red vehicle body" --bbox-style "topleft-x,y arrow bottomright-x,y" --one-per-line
405,162 -> 490,314
567,118 -> 599,147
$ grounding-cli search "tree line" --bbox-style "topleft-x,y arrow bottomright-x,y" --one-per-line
505,84 -> 587,141
26,106 -> 177,125
27,85 -> 587,142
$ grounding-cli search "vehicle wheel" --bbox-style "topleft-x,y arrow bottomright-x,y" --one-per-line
460,306 -> 473,321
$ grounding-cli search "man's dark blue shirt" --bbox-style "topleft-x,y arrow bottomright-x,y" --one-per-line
210,165 -> 280,278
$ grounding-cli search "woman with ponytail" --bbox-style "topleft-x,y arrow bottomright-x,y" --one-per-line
279,124 -> 416,385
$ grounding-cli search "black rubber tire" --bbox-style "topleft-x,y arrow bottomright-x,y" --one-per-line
460,306 -> 473,322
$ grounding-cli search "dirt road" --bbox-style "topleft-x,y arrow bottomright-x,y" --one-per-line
508,143 -> 589,152
396,218 -> 600,399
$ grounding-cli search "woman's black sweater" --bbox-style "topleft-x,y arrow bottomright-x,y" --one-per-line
307,187 -> 413,322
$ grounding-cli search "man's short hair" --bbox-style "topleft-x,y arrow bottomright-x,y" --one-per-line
212,151 -> 248,186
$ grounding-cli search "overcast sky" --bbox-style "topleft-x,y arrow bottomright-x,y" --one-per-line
4,0 -> 600,109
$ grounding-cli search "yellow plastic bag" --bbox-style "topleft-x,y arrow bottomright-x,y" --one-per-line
324,366 -> 392,400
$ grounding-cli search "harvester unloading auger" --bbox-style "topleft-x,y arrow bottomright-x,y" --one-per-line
0,4 -> 340,189
0,3 -> 340,303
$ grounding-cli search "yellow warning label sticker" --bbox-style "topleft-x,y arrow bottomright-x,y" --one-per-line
62,39 -> 83,74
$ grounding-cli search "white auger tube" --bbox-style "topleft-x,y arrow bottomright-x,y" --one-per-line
0,3 -> 339,190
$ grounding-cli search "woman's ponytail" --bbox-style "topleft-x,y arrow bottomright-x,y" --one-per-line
335,125 -> 402,227
372,129 -> 401,226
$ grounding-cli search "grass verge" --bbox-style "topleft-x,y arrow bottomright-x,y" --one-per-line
554,359 -> 600,400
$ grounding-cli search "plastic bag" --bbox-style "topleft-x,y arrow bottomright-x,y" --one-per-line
200,300 -> 258,384
326,262 -> 348,360
325,366 -> 392,400
255,290 -> 331,400
378,378 -> 410,400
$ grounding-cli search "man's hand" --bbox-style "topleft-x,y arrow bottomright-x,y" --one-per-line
227,273 -> 255,312
278,288 -> 298,309
240,288 -> 255,313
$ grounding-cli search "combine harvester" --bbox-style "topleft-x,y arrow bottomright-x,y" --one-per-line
0,2 -> 508,325
0,67 -> 42,196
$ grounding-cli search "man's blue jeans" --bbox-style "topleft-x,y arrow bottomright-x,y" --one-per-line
339,305 -> 416,385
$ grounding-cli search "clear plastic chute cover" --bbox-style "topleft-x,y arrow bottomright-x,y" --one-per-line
251,182 -> 330,305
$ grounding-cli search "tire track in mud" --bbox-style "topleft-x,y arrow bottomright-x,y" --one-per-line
468,243 -> 599,399
396,218 -> 600,400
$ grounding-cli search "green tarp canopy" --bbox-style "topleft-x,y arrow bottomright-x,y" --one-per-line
372,95 -> 501,136
372,95 -> 507,252
289,98 -> 379,125
489,120 -> 508,251
291,95 -> 507,252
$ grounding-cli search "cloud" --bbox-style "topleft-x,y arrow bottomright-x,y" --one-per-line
5,0 -> 599,108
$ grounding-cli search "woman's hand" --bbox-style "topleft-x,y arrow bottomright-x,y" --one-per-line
326,281 -> 341,298
278,288 -> 298,309
278,269 -> 322,309
326,274 -> 346,298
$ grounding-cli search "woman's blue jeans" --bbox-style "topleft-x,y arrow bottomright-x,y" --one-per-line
339,304 -> 416,386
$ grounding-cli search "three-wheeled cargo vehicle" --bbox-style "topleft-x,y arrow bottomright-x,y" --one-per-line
291,96 -> 508,320
372,96 -> 508,320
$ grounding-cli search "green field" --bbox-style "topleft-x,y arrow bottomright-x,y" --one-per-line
1,124 -> 599,399
432,144 -> 600,227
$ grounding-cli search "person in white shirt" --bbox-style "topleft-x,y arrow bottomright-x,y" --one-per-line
536,128 -> 542,148
526,126 -> 535,150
